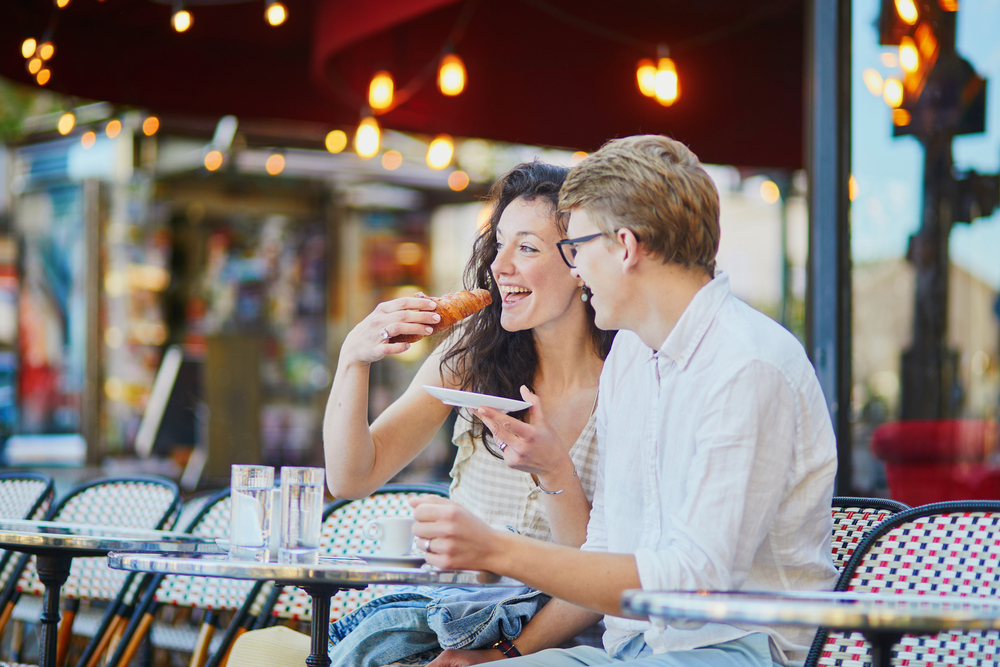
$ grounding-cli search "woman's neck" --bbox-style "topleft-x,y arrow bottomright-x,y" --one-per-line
531,315 -> 603,396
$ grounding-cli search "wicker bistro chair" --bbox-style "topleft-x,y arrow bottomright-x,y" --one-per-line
0,473 -> 56,627
215,483 -> 451,657
107,489 -> 265,667
829,497 -> 909,574
803,500 -> 1000,667
0,476 -> 180,667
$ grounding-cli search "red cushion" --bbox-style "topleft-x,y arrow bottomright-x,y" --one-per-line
871,420 -> 996,463
881,461 -> 1000,505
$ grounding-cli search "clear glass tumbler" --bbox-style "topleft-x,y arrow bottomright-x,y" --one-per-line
279,466 -> 325,564
229,464 -> 275,562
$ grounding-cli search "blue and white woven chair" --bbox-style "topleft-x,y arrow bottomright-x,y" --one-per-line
107,489 -> 263,667
804,500 -> 1000,667
0,476 -> 179,667
828,496 -> 909,574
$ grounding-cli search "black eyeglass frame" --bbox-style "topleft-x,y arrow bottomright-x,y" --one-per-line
556,233 -> 604,269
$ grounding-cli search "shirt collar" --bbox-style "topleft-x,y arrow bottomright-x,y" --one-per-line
653,270 -> 731,370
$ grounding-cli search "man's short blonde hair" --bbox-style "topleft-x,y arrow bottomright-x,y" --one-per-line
559,135 -> 720,275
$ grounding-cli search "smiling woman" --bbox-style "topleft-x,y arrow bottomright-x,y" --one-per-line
229,162 -> 616,667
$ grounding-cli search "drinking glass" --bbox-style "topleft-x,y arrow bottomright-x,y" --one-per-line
279,466 -> 325,564
229,464 -> 274,562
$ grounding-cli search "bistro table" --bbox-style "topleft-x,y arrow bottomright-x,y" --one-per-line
620,590 -> 1000,667
0,518 -> 222,667
109,551 -> 520,667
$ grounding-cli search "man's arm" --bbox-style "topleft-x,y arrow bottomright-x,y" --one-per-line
411,497 -> 639,616
427,600 -> 603,667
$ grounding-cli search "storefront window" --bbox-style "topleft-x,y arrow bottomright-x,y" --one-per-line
851,0 -> 1000,500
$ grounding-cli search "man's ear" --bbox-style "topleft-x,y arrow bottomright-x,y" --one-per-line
616,228 -> 641,273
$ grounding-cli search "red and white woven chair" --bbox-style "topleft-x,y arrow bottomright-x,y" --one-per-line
1,476 -> 180,667
0,473 -> 55,629
804,500 -> 1000,667
828,496 -> 908,574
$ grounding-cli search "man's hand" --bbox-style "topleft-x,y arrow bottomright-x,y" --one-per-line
427,649 -> 504,667
409,497 -> 508,572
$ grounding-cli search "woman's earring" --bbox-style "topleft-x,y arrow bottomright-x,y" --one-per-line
580,285 -> 591,302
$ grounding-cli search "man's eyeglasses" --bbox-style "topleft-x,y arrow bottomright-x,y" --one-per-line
556,233 -> 603,269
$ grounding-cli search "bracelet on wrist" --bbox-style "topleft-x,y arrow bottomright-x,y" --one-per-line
537,469 -> 577,496
492,639 -> 521,658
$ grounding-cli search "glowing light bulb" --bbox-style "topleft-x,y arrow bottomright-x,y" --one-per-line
354,117 -> 380,159
862,68 -> 883,96
654,58 -> 679,106
448,170 -> 470,191
882,78 -> 904,108
55,0 -> 70,7
760,180 -> 780,204
81,131 -> 96,149
426,135 -> 454,170
21,38 -> 37,59
265,154 -> 285,175
899,37 -> 919,73
27,58 -> 42,75
36,69 -> 50,85
438,54 -> 466,96
894,0 -> 918,24
38,42 -> 54,60
142,116 -> 159,136
368,71 -> 394,111
172,9 -> 192,33
57,112 -> 75,135
265,2 -> 287,26
105,119 -> 122,138
892,109 -> 911,126
571,151 -> 589,166
382,150 -> 402,170
636,59 -> 656,97
204,150 -> 223,171
325,130 -> 347,153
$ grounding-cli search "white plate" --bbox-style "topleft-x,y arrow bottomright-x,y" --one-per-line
359,554 -> 427,569
422,386 -> 530,413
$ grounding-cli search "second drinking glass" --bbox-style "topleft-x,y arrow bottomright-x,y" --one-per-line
279,466 -> 325,564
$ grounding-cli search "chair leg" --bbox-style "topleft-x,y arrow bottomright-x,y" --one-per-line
188,612 -> 219,667
0,598 -> 16,640
57,598 -> 80,667
83,613 -> 125,667
10,619 -> 23,663
114,612 -> 153,667
215,627 -> 247,667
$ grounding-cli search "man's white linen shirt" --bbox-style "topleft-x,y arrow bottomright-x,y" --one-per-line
586,272 -> 838,661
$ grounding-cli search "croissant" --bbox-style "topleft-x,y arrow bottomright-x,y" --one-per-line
388,289 -> 493,343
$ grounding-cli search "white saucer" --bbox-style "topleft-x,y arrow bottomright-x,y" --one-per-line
422,386 -> 530,413
359,554 -> 427,569
216,538 -> 230,551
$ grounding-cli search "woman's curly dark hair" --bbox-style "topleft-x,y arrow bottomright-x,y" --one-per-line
440,161 -> 617,458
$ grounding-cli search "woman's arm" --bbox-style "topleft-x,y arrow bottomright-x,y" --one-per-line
478,387 -> 593,547
323,296 -> 454,499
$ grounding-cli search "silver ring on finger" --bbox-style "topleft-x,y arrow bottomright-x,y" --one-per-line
380,328 -> 390,341
497,441 -> 507,452
424,538 -> 433,554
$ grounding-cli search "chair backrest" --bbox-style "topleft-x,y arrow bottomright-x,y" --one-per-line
263,483 -> 450,623
829,496 -> 908,573
0,472 -> 55,593
806,501 -> 1000,667
15,476 -> 180,601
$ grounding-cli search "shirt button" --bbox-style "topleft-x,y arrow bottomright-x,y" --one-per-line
528,491 -> 538,500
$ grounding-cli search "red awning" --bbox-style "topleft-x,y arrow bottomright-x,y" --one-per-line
1,0 -> 804,168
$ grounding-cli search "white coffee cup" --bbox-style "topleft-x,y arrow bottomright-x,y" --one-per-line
364,517 -> 415,557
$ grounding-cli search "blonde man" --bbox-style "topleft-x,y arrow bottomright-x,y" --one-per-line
413,135 -> 838,667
